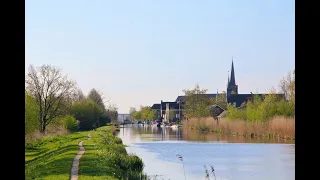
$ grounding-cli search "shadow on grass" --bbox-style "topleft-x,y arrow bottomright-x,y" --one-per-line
26,145 -> 81,180
25,144 -> 79,165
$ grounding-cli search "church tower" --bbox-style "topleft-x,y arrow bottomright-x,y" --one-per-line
227,58 -> 238,96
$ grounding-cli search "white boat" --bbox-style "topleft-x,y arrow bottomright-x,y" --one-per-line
170,124 -> 178,130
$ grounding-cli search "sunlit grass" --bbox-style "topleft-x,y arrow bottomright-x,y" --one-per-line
25,126 -> 147,180
25,131 -> 89,180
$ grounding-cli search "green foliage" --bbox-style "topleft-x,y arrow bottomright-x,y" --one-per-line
62,115 -> 78,132
226,104 -> 247,120
72,99 -> 104,130
133,111 -> 142,120
26,64 -> 76,132
227,94 -> 295,121
211,92 -> 227,110
134,106 -> 157,120
183,84 -> 213,118
140,106 -> 150,120
25,92 -> 40,136
80,127 -> 146,180
26,126 -> 146,180
25,132 -> 88,179
88,88 -> 106,112
98,114 -> 111,126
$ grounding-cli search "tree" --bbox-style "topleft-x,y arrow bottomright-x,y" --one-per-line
182,84 -> 212,118
133,111 -> 142,120
106,104 -> 118,121
72,99 -> 103,130
148,110 -> 157,120
26,65 -> 76,133
129,107 -> 137,121
71,88 -> 86,103
88,88 -> 106,112
140,106 -> 149,120
211,92 -> 227,110
25,91 -> 40,135
279,70 -> 295,101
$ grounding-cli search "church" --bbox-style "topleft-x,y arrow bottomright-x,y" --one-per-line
151,60 -> 285,120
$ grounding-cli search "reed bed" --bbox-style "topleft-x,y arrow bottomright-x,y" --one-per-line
183,116 -> 295,140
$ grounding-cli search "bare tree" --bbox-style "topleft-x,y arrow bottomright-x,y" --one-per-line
88,88 -> 106,112
26,65 -> 76,133
129,107 -> 137,121
279,70 -> 295,101
71,88 -> 86,102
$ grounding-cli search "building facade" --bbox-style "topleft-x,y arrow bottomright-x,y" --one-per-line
151,59 -> 285,120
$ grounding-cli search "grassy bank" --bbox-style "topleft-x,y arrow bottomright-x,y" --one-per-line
25,125 -> 147,180
183,116 -> 295,140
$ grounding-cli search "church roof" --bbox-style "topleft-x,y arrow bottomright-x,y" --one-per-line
175,94 -> 218,103
227,94 -> 285,107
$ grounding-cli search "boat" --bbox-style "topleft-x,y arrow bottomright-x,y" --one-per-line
170,124 -> 178,130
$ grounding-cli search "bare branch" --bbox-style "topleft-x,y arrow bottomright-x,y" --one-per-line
26,64 -> 76,132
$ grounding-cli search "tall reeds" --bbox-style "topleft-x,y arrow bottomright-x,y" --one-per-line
183,116 -> 295,140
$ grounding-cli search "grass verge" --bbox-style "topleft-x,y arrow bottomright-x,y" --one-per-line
25,125 -> 148,180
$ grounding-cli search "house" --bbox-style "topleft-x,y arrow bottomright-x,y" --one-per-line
151,59 -> 285,119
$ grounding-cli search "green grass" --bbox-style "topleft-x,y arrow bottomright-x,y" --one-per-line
79,127 -> 147,180
25,131 -> 88,180
25,126 -> 147,180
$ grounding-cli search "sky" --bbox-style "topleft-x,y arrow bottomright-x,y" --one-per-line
26,0 -> 295,113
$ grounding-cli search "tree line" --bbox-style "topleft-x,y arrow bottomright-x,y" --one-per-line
181,70 -> 295,121
128,106 -> 157,121
25,64 -> 118,137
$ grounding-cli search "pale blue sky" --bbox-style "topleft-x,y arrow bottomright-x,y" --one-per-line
26,0 -> 295,113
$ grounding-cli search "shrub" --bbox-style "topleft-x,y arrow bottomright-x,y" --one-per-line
25,92 -> 40,136
63,115 -> 78,132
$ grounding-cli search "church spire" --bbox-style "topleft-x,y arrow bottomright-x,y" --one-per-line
227,57 -> 238,96
230,57 -> 236,85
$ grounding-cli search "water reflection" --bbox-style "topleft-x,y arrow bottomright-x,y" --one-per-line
122,124 -> 294,144
117,125 -> 295,180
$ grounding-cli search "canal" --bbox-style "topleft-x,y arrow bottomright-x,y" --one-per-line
117,124 -> 295,180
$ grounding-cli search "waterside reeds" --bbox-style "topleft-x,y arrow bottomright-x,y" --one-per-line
183,116 -> 295,140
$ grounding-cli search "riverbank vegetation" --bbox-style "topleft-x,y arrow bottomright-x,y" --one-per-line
182,70 -> 295,140
25,64 -> 119,141
132,106 -> 157,121
183,116 -> 294,140
25,126 -> 147,180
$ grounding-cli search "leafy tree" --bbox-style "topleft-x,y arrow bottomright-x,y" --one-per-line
182,84 -> 212,118
211,92 -> 227,110
72,99 -> 103,130
140,106 -> 150,120
88,88 -> 106,112
25,91 -> 40,135
62,115 -> 78,132
98,114 -> 111,126
26,65 -> 76,133
148,110 -> 157,120
133,111 -> 142,120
